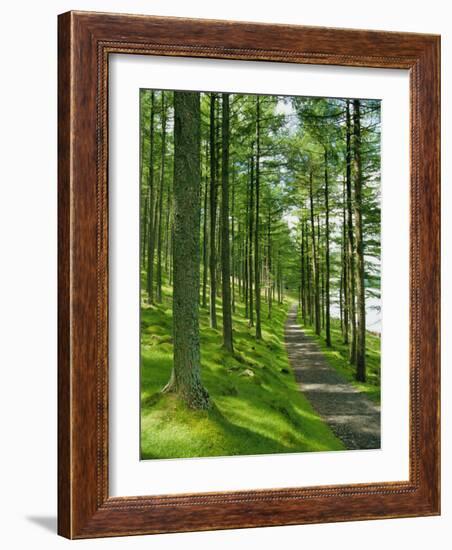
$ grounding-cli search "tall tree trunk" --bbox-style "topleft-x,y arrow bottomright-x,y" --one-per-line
339,268 -> 344,334
244,174 -> 249,318
220,93 -> 234,352
318,214 -> 324,330
248,153 -> 254,327
216,201 -> 222,296
215,114 -> 222,298
156,92 -> 167,303
140,95 -> 148,269
202,140 -> 209,309
342,175 -> 349,344
164,171 -> 172,276
141,188 -> 149,270
346,100 -> 357,363
254,97 -> 262,340
146,91 -> 156,304
353,99 -> 366,382
238,221 -> 243,302
163,91 -> 210,409
309,168 -> 321,335
267,208 -> 272,320
321,255 -> 325,329
168,225 -> 174,286
209,93 -> 218,328
306,236 -> 312,325
300,218 -> 306,325
231,165 -> 236,314
324,149 -> 331,346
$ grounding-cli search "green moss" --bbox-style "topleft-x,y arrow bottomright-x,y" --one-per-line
140,285 -> 345,459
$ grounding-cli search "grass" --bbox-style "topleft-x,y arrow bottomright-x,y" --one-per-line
140,283 -> 345,459
298,313 -> 381,403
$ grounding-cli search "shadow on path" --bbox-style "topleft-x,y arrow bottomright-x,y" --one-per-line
285,304 -> 381,450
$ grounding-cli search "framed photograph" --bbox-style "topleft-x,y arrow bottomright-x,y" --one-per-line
58,11 -> 440,538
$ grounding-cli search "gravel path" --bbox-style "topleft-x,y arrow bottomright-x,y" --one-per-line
285,304 -> 381,450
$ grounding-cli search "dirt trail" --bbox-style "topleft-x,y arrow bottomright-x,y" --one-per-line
285,304 -> 381,450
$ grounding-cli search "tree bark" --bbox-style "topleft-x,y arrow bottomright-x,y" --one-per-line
300,217 -> 306,325
342,175 -> 349,344
306,230 -> 312,324
324,149 -> 331,346
267,208 -> 272,320
254,97 -> 262,340
156,91 -> 167,303
346,99 -> 357,363
202,140 -> 209,309
231,166 -> 236,314
309,168 -> 321,335
244,173 -> 249,318
353,99 -> 366,382
248,152 -> 254,327
163,91 -> 210,410
140,93 -> 147,269
220,93 -> 234,352
164,168 -> 172,276
146,91 -> 156,304
318,214 -> 324,330
209,93 -> 218,328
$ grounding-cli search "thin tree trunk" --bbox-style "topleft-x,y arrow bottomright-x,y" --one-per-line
164,173 -> 172,276
140,94 -> 148,269
244,177 -> 249,318
168,225 -> 174,286
231,165 -> 236,314
156,92 -> 166,303
142,192 -> 149,270
300,217 -> 306,325
342,175 -> 349,344
202,140 -> 209,309
209,93 -> 218,328
306,236 -> 312,324
248,152 -> 254,327
254,97 -> 262,340
318,214 -> 324,330
216,113 -> 222,298
324,149 -> 331,346
220,93 -> 234,352
309,168 -> 321,335
267,208 -> 272,320
346,99 -> 357,363
146,91 -> 156,304
238,221 -> 243,302
339,268 -> 344,334
216,199 -> 222,296
163,91 -> 210,409
353,99 -> 366,382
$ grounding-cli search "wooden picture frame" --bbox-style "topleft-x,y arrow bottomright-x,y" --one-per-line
58,10 -> 440,539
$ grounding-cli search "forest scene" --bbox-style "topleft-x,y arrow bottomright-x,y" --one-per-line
140,88 -> 381,460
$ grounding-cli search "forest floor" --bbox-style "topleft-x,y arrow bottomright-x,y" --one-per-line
286,304 -> 381,450
140,284 -> 345,459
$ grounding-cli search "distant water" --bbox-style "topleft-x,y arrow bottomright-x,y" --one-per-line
330,296 -> 381,335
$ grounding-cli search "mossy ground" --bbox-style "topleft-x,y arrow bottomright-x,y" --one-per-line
140,283 -> 345,459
